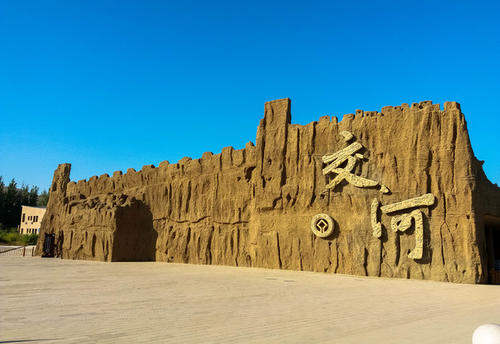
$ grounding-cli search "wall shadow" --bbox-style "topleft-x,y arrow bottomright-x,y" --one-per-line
112,199 -> 157,262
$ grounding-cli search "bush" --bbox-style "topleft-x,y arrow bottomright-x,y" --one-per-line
0,229 -> 21,245
0,227 -> 37,245
22,233 -> 38,245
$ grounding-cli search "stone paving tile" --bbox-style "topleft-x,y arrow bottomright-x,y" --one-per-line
1,256 -> 499,343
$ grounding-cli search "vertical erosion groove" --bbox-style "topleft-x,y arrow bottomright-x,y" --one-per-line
276,232 -> 282,269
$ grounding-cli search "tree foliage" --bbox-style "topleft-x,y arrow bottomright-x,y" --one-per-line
37,190 -> 49,207
0,176 -> 48,228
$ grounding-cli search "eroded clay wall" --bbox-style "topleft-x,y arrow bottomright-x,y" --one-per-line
37,98 -> 500,283
249,100 -> 482,283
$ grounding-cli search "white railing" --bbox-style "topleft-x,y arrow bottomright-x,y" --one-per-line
0,245 -> 36,256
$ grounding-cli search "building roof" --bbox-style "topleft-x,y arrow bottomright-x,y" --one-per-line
21,205 -> 47,210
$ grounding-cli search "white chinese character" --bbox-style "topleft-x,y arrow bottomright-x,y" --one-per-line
371,193 -> 435,260
322,131 -> 389,193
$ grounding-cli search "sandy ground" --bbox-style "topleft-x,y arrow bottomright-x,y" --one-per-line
1,256 -> 499,344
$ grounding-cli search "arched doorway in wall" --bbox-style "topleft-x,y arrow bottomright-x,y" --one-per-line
484,216 -> 500,284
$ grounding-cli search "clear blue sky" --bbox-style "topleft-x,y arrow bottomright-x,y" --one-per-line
1,0 -> 499,190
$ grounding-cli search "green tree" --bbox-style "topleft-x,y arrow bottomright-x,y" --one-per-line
5,179 -> 20,227
28,186 -> 38,206
0,177 -> 41,228
0,177 -> 5,227
37,190 -> 49,206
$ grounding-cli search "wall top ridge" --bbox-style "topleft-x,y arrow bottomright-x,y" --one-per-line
62,99 -> 462,194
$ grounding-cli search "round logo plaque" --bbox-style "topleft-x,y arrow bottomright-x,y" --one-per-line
311,213 -> 335,238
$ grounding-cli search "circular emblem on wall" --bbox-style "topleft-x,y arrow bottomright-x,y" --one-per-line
311,213 -> 335,238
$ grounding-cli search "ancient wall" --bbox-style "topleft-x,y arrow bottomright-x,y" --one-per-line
36,98 -> 500,283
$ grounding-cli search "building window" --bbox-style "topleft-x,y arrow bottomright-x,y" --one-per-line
22,213 -> 25,222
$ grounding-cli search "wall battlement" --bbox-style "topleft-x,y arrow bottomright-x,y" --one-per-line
64,99 -> 463,200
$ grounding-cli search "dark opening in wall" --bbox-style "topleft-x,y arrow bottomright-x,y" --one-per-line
485,217 -> 500,284
111,199 -> 157,262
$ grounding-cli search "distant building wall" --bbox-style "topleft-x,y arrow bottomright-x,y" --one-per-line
19,206 -> 46,234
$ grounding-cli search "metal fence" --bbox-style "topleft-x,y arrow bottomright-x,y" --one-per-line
0,245 -> 36,256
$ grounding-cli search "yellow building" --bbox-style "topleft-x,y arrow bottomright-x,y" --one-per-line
19,205 -> 46,235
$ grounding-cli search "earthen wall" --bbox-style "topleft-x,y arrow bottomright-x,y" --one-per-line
36,98 -> 500,283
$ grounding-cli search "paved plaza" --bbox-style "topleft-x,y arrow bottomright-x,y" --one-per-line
1,257 -> 499,343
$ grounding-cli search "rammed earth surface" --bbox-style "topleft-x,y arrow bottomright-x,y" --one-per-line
36,99 -> 500,284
